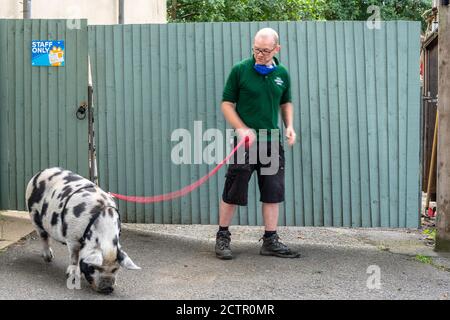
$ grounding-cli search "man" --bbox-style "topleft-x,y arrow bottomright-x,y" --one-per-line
216,27 -> 300,260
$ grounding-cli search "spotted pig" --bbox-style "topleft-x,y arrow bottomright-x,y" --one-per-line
25,167 -> 140,294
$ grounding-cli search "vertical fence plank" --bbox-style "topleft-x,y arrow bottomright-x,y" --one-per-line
327,22 -> 342,227
335,21 -> 351,227
316,22 -> 332,227
387,22 -> 400,228
354,22 -> 371,228
15,20 -> 25,210
24,20 -> 33,192
397,21 -> 409,228
8,20 -> 17,209
76,20 -> 89,176
0,20 -> 10,209
141,24 -> 152,224
406,22 -> 422,228
375,22 -> 390,227
364,22 -> 380,228
185,23 -> 196,224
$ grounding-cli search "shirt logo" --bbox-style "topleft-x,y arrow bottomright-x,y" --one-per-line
274,77 -> 284,86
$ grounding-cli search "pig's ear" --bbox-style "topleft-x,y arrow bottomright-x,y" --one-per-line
118,250 -> 141,270
83,252 -> 103,267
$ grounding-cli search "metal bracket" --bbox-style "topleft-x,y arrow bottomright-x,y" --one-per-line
76,102 -> 88,120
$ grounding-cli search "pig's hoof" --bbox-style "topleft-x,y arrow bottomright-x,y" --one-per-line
42,248 -> 54,262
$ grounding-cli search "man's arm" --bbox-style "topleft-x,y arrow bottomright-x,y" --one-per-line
221,101 -> 246,130
221,101 -> 256,145
280,102 -> 296,146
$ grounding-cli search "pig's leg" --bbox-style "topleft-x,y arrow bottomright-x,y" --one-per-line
66,242 -> 81,279
29,209 -> 54,262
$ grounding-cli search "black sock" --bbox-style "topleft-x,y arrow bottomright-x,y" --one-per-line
219,226 -> 229,232
264,230 -> 277,238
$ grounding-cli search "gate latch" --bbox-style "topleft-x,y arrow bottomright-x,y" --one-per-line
76,102 -> 88,120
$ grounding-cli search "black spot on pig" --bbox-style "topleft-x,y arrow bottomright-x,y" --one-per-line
39,230 -> 48,240
62,222 -> 68,237
73,202 -> 87,218
84,185 -> 97,192
117,250 -> 125,263
63,173 -> 84,184
79,259 -> 95,284
58,186 -> 73,201
85,230 -> 93,241
27,180 -> 46,211
61,208 -> 68,237
51,212 -> 59,226
79,239 -> 86,250
48,171 -> 63,181
83,212 -> 101,241
33,210 -> 44,232
90,204 -> 104,215
41,201 -> 49,217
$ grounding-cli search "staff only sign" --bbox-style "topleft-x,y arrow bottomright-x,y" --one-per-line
31,40 -> 65,66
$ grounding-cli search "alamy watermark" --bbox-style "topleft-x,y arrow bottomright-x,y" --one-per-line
171,121 -> 282,176
366,265 -> 382,290
66,271 -> 81,290
367,5 -> 381,30
66,5 -> 82,30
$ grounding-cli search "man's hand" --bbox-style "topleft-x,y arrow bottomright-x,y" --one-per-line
221,102 -> 256,148
236,128 -> 257,148
285,126 -> 296,146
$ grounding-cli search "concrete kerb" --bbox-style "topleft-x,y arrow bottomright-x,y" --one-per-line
0,211 -> 34,251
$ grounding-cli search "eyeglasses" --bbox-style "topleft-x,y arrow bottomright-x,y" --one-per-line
252,47 -> 276,55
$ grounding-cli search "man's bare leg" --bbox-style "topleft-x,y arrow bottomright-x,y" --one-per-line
262,202 -> 279,231
219,200 -> 237,227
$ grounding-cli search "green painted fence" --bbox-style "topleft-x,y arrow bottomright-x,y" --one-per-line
89,21 -> 422,228
0,19 -> 89,211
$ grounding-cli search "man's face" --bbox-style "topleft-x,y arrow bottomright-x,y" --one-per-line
253,36 -> 280,65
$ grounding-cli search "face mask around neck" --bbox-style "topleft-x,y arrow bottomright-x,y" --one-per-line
253,62 -> 277,75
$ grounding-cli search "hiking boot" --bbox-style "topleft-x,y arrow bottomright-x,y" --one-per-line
260,234 -> 301,258
215,230 -> 233,260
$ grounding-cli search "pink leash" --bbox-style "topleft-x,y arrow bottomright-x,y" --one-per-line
110,137 -> 248,203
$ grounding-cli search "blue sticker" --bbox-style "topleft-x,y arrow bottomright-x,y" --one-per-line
31,40 -> 65,66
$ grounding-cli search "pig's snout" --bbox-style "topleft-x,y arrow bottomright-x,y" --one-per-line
97,277 -> 115,294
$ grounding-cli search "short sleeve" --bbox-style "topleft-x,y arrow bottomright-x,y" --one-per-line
222,64 -> 240,103
280,72 -> 292,105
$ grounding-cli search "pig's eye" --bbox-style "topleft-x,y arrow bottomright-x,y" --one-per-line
111,268 -> 118,273
93,266 -> 104,272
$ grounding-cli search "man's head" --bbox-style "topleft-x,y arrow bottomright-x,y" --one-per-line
253,28 -> 280,66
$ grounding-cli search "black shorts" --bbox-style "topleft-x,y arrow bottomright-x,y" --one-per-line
222,140 -> 285,206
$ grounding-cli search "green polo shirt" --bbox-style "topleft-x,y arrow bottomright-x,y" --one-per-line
222,56 -> 292,141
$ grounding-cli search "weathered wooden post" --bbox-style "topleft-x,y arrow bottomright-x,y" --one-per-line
436,0 -> 450,251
